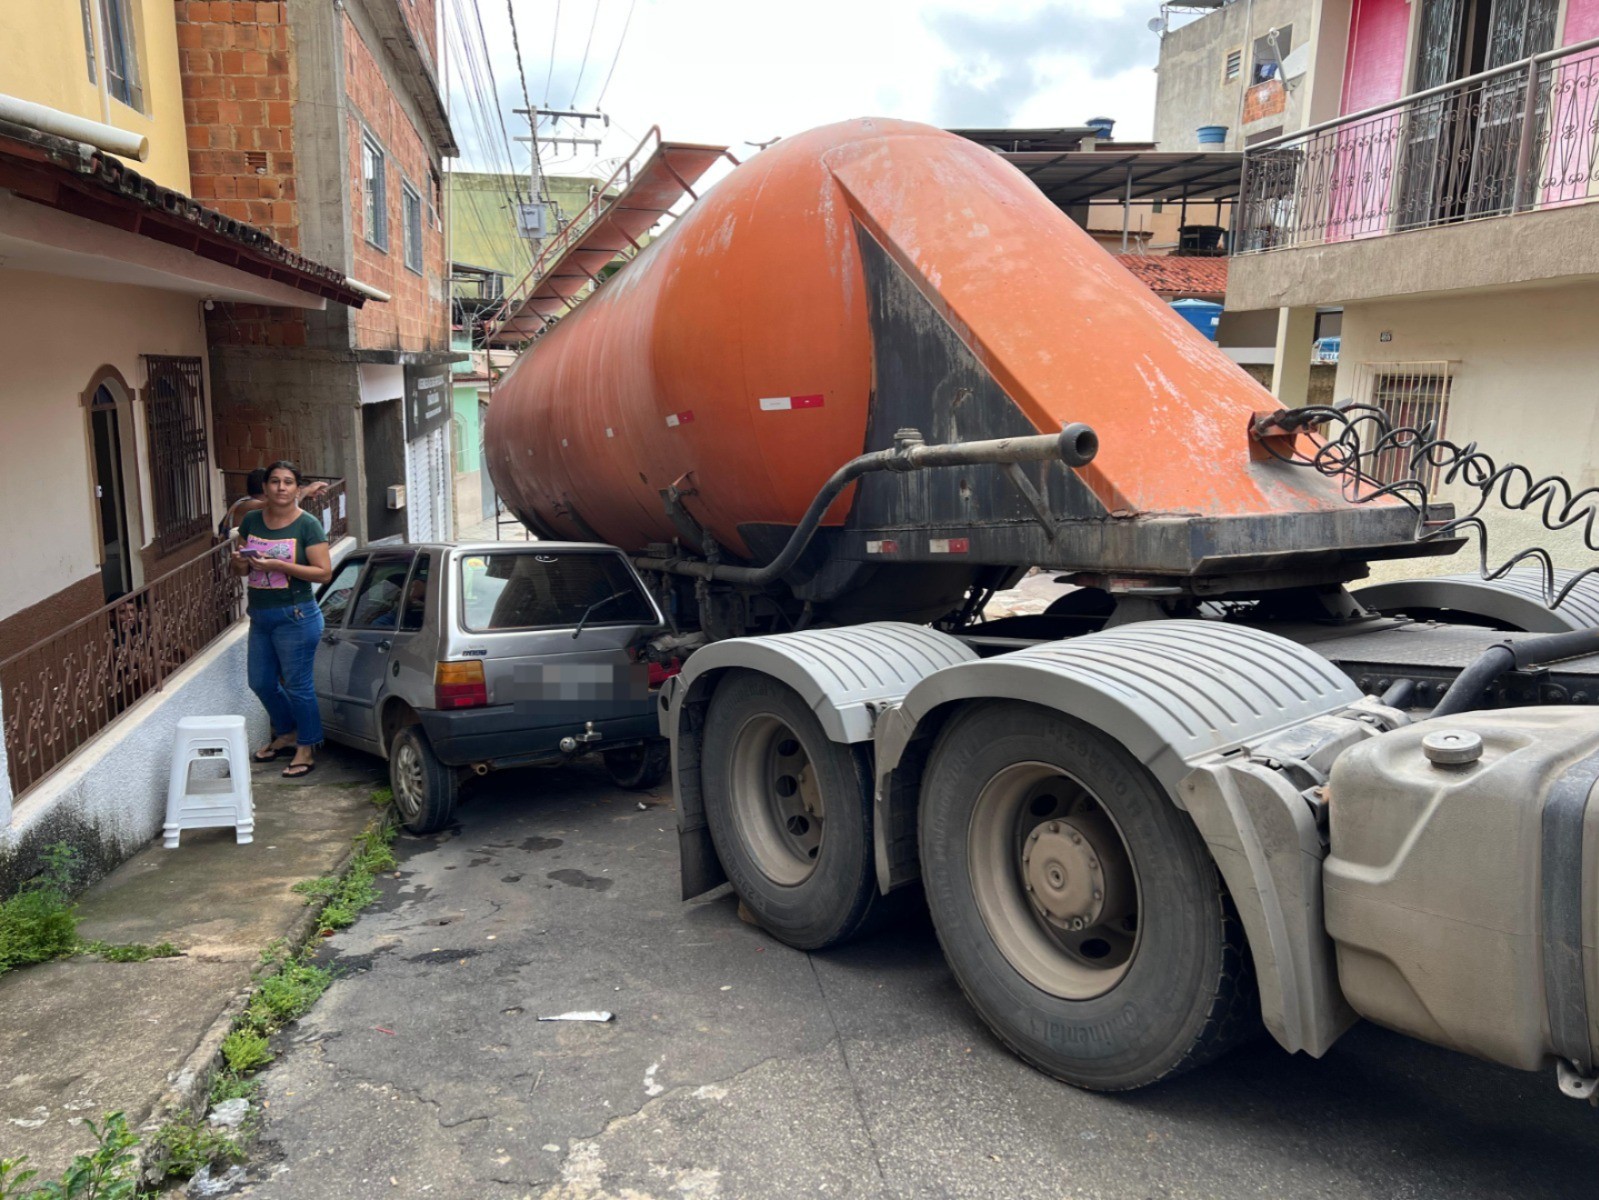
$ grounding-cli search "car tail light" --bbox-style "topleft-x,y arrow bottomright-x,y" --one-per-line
435,660 -> 488,709
647,658 -> 681,688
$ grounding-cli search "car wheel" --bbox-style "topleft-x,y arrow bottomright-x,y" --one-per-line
390,724 -> 458,835
918,701 -> 1257,1091
701,672 -> 878,950
603,739 -> 671,790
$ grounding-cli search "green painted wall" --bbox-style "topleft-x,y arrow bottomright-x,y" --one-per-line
447,172 -> 604,281
451,329 -> 483,474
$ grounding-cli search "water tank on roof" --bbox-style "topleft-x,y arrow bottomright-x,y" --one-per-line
1170,299 -> 1223,341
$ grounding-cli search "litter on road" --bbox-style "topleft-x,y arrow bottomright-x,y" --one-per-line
538,1010 -> 614,1023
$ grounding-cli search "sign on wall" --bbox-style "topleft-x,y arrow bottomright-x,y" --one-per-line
405,365 -> 450,438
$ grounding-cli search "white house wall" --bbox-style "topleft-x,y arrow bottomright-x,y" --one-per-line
1337,282 -> 1599,583
0,268 -> 207,624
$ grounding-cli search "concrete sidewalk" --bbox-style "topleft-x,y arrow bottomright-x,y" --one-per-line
0,746 -> 383,1177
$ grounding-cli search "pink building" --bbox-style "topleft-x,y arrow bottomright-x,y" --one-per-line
1228,0 -> 1599,581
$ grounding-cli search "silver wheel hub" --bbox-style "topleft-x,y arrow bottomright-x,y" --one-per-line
1023,821 -> 1105,931
728,716 -> 825,886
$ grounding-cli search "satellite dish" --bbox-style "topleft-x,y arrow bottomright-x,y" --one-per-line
1147,15 -> 1167,31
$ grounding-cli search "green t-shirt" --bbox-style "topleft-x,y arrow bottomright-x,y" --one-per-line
239,510 -> 329,611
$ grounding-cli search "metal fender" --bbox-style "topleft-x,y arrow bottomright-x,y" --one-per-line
1355,569 -> 1599,632
880,619 -> 1367,1055
888,621 -> 1362,793
659,622 -> 976,899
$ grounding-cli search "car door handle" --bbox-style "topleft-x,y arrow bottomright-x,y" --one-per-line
376,640 -> 392,653
322,634 -> 340,645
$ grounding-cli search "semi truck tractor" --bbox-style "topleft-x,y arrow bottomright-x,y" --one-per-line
484,118 -> 1599,1099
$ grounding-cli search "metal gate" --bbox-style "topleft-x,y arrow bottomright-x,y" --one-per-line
406,426 -> 451,542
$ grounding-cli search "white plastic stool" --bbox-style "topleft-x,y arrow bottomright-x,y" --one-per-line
164,715 -> 254,849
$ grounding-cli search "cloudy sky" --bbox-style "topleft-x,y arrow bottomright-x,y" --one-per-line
443,0 -> 1171,180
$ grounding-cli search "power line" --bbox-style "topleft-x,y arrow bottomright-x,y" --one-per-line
570,0 -> 602,106
594,0 -> 636,109
542,0 -> 562,107
503,0 -> 554,213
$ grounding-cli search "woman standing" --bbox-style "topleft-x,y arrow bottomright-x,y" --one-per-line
233,461 -> 333,778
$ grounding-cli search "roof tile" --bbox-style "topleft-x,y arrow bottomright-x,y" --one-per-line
1113,254 -> 1228,300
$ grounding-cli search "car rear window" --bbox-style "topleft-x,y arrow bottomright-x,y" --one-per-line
459,552 -> 657,632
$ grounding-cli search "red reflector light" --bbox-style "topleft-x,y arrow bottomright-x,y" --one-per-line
435,660 -> 488,709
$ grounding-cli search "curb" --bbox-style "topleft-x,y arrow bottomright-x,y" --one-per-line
132,834 -> 364,1181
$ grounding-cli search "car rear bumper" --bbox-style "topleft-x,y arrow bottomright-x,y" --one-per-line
418,704 -> 661,768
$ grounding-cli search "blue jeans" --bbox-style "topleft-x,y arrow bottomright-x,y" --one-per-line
247,603 -> 324,748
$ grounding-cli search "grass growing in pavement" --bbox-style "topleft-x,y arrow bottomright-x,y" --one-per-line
146,1118 -> 248,1184
292,818 -> 397,934
0,845 -> 80,978
79,940 -> 181,963
0,844 -> 184,978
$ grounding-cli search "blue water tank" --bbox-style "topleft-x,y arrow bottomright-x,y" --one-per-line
1170,299 -> 1223,341
1196,124 -> 1229,146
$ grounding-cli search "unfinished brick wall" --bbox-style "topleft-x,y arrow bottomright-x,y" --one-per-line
177,2 -> 297,244
343,11 -> 448,354
400,0 -> 440,68
177,0 -> 307,350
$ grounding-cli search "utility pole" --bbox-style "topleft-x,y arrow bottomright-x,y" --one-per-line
514,106 -> 607,240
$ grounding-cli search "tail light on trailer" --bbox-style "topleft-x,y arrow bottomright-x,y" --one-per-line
435,660 -> 488,709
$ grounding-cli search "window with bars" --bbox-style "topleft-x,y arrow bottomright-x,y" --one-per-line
402,180 -> 424,273
1353,360 -> 1454,491
362,134 -> 388,250
143,356 -> 212,552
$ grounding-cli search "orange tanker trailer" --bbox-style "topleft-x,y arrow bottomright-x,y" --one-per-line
484,118 -> 1442,634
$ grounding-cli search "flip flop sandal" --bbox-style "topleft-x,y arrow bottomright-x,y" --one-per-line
282,762 -> 317,779
253,746 -> 291,763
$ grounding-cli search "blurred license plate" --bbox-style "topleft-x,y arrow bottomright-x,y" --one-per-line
511,663 -> 649,702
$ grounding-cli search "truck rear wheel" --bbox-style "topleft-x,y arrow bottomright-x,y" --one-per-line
702,673 -> 877,950
919,701 -> 1256,1090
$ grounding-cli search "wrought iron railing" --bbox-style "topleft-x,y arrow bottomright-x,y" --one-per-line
1,478 -> 349,800
0,541 -> 243,799
219,473 -> 349,542
1237,36 -> 1599,253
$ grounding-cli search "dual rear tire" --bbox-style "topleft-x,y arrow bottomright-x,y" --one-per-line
701,674 -> 1255,1089
701,673 -> 879,950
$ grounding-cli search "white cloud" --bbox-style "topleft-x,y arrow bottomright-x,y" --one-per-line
445,0 -> 1163,177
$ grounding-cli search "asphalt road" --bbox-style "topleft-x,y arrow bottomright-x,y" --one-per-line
236,756 -> 1599,1200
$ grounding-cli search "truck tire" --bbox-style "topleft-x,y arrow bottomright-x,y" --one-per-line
919,701 -> 1256,1091
603,739 -> 671,791
702,672 -> 878,950
390,725 -> 459,835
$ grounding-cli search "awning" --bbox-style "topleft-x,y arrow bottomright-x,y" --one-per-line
988,150 -> 1244,210
0,117 -> 370,308
487,129 -> 732,346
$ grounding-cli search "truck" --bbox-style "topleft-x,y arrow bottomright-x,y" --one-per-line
482,118 -> 1599,1100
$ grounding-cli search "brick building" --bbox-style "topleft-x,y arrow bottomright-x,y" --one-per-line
177,0 -> 457,541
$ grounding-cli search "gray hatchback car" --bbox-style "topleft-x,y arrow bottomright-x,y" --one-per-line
313,542 -> 671,833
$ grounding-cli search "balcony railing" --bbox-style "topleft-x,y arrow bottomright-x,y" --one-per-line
1,478 -> 349,801
1237,35 -> 1599,253
219,473 -> 349,542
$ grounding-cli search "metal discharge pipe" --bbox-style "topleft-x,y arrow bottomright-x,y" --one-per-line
633,424 -> 1097,586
